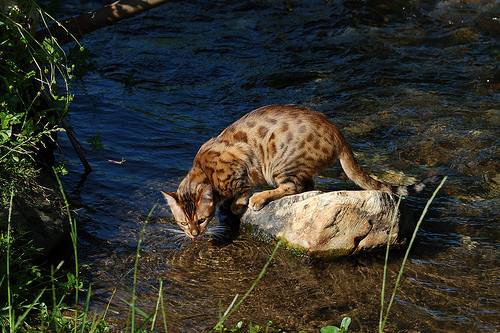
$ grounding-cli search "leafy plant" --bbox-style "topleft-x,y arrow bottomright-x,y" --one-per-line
0,0 -> 80,205
0,173 -> 111,332
215,320 -> 285,332
320,317 -> 351,333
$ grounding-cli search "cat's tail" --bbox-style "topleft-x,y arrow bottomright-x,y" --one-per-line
338,146 -> 441,196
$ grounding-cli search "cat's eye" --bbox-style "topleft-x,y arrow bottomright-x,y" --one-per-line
180,220 -> 188,226
198,218 -> 207,225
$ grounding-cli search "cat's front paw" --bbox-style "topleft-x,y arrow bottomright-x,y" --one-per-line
248,194 -> 267,211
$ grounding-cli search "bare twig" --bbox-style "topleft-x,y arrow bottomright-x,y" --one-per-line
62,119 -> 91,173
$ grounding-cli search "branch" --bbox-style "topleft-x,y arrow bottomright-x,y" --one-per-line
62,119 -> 92,173
36,0 -> 169,45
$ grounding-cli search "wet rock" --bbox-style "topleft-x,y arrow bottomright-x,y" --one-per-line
0,170 -> 69,256
241,190 -> 414,258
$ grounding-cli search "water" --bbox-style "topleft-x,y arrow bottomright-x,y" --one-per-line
56,0 -> 499,331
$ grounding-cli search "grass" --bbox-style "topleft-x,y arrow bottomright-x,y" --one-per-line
2,189 -> 47,333
212,240 -> 283,332
129,204 -> 161,333
6,191 -> 14,332
0,2 -> 94,328
378,176 -> 448,332
54,167 -> 80,333
1,172 -> 104,332
378,195 -> 402,332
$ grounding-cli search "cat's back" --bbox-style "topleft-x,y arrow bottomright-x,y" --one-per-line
218,104 -> 340,148
214,105 -> 343,181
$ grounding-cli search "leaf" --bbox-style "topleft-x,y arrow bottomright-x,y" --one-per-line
320,326 -> 340,333
340,317 -> 351,330
24,70 -> 36,79
248,323 -> 261,333
0,131 -> 10,144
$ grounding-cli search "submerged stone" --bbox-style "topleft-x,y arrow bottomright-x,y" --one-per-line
241,190 -> 416,258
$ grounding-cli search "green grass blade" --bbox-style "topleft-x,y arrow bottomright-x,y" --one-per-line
131,304 -> 151,319
150,279 -> 163,331
79,284 -> 92,333
379,195 -> 402,333
88,288 -> 117,333
131,205 -> 157,333
51,265 -> 57,313
6,191 -> 14,333
13,288 -> 46,331
212,240 -> 282,331
159,279 -> 169,333
380,176 -> 447,331
221,294 -> 239,319
53,167 -> 81,333
53,170 -> 79,291
101,288 -> 117,322
88,313 -> 100,333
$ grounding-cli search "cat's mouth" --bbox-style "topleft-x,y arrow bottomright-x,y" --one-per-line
192,235 -> 204,241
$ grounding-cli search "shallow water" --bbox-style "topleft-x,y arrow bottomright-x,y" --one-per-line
56,0 -> 499,331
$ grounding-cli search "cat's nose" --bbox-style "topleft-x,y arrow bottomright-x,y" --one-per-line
191,228 -> 199,236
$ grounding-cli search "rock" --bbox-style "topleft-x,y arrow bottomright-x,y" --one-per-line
0,170 -> 70,256
241,190 -> 415,258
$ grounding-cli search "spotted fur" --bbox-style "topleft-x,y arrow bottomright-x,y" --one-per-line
163,105 -> 430,239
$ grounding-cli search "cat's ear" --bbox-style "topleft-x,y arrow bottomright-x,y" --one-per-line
196,185 -> 214,216
161,191 -> 185,219
161,191 -> 178,205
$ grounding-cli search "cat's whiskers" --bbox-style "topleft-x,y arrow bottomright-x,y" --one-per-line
170,232 -> 185,240
171,233 -> 190,246
165,227 -> 186,235
205,224 -> 231,240
206,224 -> 229,233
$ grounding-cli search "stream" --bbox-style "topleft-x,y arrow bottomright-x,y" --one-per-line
56,0 -> 499,331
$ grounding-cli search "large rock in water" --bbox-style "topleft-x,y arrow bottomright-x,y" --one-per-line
241,190 -> 415,258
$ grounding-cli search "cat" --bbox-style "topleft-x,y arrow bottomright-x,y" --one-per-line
162,104 -> 433,240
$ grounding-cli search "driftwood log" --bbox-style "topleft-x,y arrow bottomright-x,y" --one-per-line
240,190 -> 418,258
36,0 -> 169,45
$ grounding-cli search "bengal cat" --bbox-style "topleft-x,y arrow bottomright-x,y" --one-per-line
162,105 -> 431,240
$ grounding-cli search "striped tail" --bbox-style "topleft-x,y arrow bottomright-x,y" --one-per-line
338,146 -> 441,196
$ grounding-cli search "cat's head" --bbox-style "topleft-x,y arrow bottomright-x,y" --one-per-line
161,184 -> 214,240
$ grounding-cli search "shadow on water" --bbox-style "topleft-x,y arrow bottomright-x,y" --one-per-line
55,0 -> 499,331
